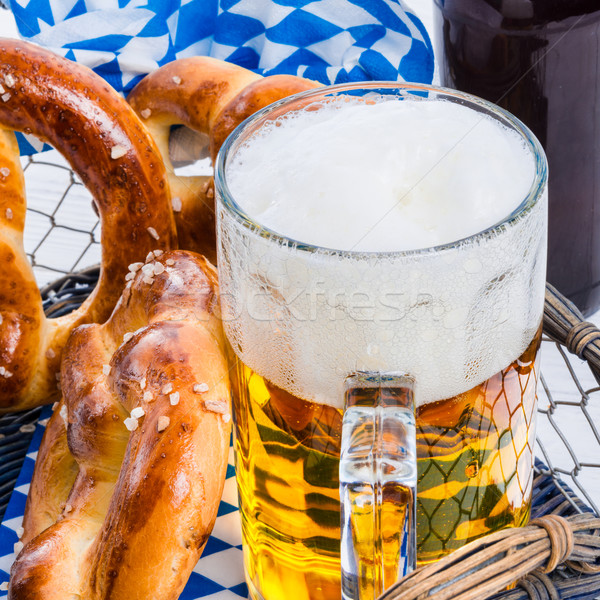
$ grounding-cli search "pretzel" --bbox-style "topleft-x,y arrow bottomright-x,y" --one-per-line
0,39 -> 177,412
10,250 -> 231,599
127,57 -> 321,262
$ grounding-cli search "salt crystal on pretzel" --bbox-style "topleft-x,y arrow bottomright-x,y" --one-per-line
110,145 -> 127,159
147,227 -> 160,240
157,415 -> 170,432
131,406 -> 145,419
124,416 -> 138,431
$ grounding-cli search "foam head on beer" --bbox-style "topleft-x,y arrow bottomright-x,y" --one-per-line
227,98 -> 535,252
219,93 -> 547,409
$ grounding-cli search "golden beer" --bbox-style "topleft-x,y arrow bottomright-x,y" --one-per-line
231,328 -> 541,600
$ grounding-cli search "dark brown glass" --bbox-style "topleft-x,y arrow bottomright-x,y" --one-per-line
434,0 -> 600,315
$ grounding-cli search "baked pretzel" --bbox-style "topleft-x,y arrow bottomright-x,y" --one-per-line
10,250 -> 231,599
0,39 -> 177,412
127,57 -> 321,262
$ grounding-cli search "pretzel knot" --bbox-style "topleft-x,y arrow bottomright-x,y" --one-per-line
0,39 -> 177,412
530,515 -> 574,573
127,56 -> 321,263
10,250 -> 231,599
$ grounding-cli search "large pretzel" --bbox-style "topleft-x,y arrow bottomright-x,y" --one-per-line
127,57 -> 321,262
10,250 -> 231,599
0,39 -> 177,412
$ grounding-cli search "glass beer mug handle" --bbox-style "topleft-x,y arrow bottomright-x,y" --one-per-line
340,372 -> 417,600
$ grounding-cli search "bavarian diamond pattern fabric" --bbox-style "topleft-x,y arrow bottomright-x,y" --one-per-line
0,407 -> 247,599
7,0 -> 434,154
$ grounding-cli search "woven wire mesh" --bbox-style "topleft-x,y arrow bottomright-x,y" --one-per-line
21,149 -> 100,288
14,150 -> 600,518
537,338 -> 600,516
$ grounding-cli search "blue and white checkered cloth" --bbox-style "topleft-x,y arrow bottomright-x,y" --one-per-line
7,0 -> 434,154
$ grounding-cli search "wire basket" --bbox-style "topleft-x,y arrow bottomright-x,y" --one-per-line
18,149 -> 101,288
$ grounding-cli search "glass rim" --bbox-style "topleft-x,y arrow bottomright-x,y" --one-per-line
214,81 -> 548,259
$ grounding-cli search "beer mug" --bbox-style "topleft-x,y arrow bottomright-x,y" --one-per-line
214,83 -> 547,600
